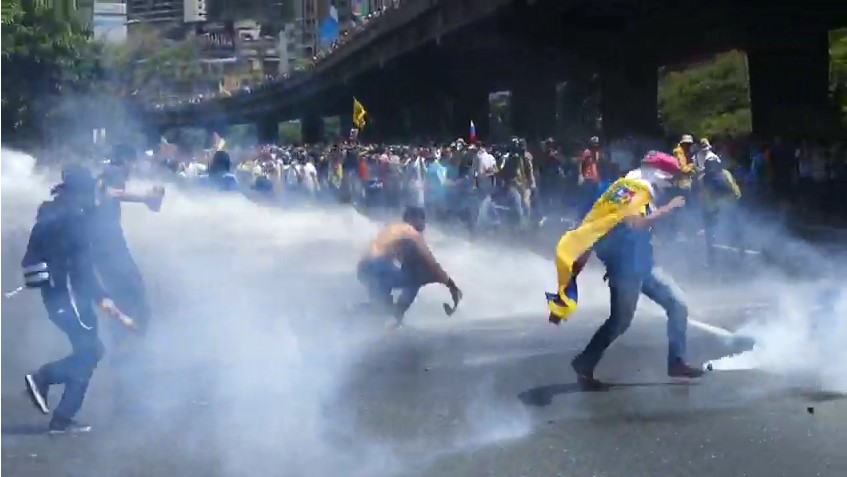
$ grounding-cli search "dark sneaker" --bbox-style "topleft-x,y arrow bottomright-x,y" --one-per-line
571,356 -> 608,391
668,360 -> 706,378
24,374 -> 50,414
48,419 -> 92,435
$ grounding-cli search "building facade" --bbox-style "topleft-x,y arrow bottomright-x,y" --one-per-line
183,0 -> 207,23
126,0 -> 184,36
93,0 -> 127,42
35,0 -> 95,28
205,0 -> 292,24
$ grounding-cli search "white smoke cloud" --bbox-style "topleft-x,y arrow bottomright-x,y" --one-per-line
0,148 -> 537,475
7,144 -> 842,476
706,279 -> 847,393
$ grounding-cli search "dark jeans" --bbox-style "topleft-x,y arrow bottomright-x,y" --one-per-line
36,289 -> 104,423
357,255 -> 437,322
95,247 -> 150,415
576,267 -> 689,371
96,247 -> 151,331
703,205 -> 744,268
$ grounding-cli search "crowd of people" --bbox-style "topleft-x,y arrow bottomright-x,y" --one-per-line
149,133 -> 759,268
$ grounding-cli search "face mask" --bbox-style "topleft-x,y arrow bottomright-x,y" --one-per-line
628,167 -> 674,192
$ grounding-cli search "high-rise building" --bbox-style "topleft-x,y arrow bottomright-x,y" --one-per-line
332,0 -> 353,32
126,0 -> 184,34
183,0 -> 207,23
205,0 -> 292,24
93,1 -> 127,42
35,0 -> 95,28
297,0 -> 319,56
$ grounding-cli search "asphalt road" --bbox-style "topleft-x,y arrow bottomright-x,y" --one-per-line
3,197 -> 846,477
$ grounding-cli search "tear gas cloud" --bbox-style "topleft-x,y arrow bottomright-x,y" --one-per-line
4,144 -> 846,475
706,277 -> 847,393
1,148 -> 538,475
690,205 -> 847,393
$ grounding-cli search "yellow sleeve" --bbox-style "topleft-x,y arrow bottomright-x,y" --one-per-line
723,170 -> 741,200
673,146 -> 687,167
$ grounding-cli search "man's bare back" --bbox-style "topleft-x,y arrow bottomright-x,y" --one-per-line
363,222 -> 420,263
356,207 -> 462,325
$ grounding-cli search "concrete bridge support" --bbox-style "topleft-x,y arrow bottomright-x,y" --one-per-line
301,113 -> 325,144
747,24 -> 835,138
450,89 -> 490,143
511,78 -> 557,141
598,49 -> 661,141
256,116 -> 279,145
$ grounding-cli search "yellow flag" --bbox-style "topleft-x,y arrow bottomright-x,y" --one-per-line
353,98 -> 367,129
546,178 -> 652,322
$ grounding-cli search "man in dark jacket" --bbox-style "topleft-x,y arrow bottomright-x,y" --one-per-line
23,166 -> 135,434
206,150 -> 239,191
93,146 -> 163,420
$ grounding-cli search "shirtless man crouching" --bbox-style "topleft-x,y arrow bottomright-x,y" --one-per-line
357,206 -> 462,327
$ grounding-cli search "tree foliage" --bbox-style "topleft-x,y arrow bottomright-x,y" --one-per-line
658,50 -> 752,138
279,121 -> 302,145
658,35 -> 847,138
1,1 -> 103,145
830,28 -> 847,120
103,25 -> 217,100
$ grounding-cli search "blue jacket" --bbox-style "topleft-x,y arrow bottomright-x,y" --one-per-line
207,172 -> 239,192
22,198 -> 107,321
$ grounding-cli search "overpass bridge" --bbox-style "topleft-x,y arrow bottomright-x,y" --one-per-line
141,0 -> 847,144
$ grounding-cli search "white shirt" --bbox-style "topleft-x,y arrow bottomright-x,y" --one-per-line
474,151 -> 497,176
302,162 -> 318,192
284,164 -> 299,186
186,162 -> 207,178
694,150 -> 720,171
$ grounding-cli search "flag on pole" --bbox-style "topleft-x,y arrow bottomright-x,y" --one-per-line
353,97 -> 367,129
469,120 -> 477,143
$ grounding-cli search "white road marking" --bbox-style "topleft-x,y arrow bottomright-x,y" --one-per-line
688,318 -> 736,338
712,244 -> 762,255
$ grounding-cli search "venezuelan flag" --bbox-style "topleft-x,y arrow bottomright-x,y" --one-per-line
546,178 -> 653,323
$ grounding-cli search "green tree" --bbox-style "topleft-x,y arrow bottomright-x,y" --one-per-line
830,28 -> 847,121
1,0 -> 102,145
658,50 -> 752,138
226,124 -> 258,147
103,26 -> 217,101
279,120 -> 302,145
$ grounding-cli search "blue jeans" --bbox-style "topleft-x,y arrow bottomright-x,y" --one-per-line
357,257 -> 433,322
577,267 -> 689,370
95,246 -> 151,417
37,287 -> 104,423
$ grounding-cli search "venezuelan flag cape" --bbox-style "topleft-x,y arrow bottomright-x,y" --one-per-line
546,178 -> 653,323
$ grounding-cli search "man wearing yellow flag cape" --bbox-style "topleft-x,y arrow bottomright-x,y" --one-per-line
546,151 -> 705,387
